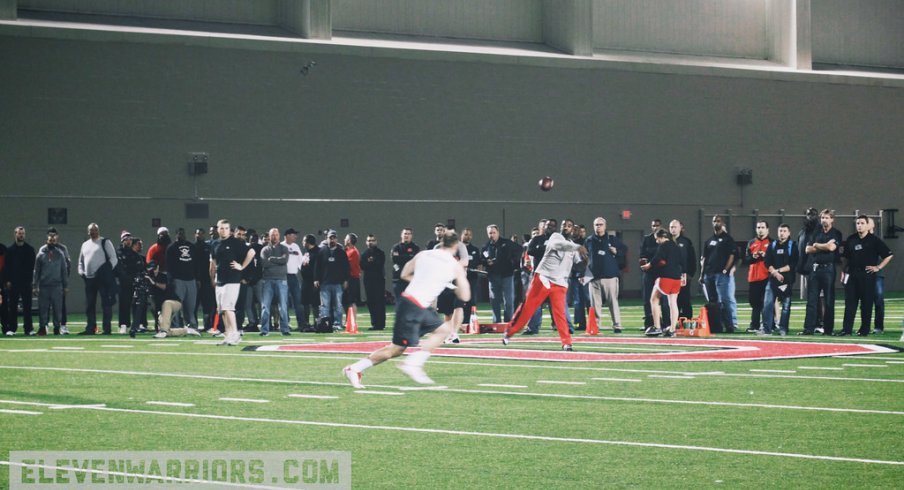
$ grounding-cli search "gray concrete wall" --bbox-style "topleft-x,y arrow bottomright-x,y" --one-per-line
1,34 -> 902,312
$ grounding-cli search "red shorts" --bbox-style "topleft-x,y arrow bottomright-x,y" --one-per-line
656,277 -> 681,295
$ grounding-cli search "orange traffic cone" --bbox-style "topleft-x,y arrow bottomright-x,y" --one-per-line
585,307 -> 599,335
209,312 -> 221,336
345,305 -> 358,334
695,307 -> 711,337
467,306 -> 480,334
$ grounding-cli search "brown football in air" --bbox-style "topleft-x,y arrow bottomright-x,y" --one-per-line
538,176 -> 554,191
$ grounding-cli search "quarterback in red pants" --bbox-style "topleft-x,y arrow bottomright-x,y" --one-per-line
502,220 -> 587,351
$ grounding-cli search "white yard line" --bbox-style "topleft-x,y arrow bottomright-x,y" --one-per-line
648,375 -> 696,379
478,383 -> 528,388
219,397 -> 270,403
0,402 -> 900,466
749,369 -> 796,373
100,345 -> 133,348
287,394 -> 339,399
797,366 -> 844,371
841,364 -> 888,368
537,380 -> 587,385
353,391 -> 404,396
0,409 -> 42,415
50,346 -> 84,350
590,377 -> 642,382
886,361 -> 904,364
146,401 -> 195,407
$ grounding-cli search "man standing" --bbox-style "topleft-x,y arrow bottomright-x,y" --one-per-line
260,228 -> 290,336
640,219 -> 669,331
460,228 -> 481,326
343,231 -> 471,388
282,228 -> 306,330
344,233 -> 362,317
837,215 -> 893,337
360,234 -> 386,330
77,223 -> 119,335
146,227 -> 171,271
585,217 -> 627,333
3,227 -> 36,336
669,220 -> 696,319
33,229 -> 68,336
502,220 -> 587,351
482,224 -> 518,323
801,209 -> 843,335
701,215 -> 736,333
425,223 -> 446,250
523,218 -> 556,335
762,224 -> 798,336
209,219 -> 255,346
797,208 -> 823,328
116,231 -> 137,333
745,221 -> 772,333
315,230 -> 349,330
391,228 -> 420,304
300,234 -> 321,329
166,228 -> 198,331
194,227 -> 216,330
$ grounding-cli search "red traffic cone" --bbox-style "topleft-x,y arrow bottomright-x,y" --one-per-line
468,306 -> 480,334
345,305 -> 358,334
585,307 -> 599,335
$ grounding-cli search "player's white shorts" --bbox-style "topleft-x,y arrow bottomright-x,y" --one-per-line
216,283 -> 241,311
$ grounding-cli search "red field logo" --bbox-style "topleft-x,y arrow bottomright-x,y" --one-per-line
248,337 -> 898,362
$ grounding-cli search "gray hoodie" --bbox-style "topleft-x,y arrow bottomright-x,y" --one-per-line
33,244 -> 69,289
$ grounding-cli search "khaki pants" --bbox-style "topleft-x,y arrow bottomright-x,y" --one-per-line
160,299 -> 191,336
589,277 -> 621,328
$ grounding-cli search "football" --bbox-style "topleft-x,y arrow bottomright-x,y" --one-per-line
538,176 -> 554,191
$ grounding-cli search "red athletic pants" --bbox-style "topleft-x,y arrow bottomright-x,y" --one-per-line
505,274 -> 572,346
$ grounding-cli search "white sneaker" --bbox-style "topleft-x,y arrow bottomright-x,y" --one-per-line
343,366 -> 364,389
60,326 -> 70,335
398,363 -> 434,385
225,333 -> 241,346
5,331 -> 15,336
153,332 -> 168,339
119,325 -> 127,335
186,328 -> 201,337
501,335 -> 510,346
444,333 -> 460,344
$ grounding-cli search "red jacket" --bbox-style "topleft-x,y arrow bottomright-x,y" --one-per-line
746,237 -> 771,282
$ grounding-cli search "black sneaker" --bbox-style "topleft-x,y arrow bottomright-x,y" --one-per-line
562,345 -> 574,352
77,330 -> 96,336
612,326 -> 622,333
797,331 -> 814,336
281,331 -> 292,336
522,330 -> 536,336
833,331 -> 851,337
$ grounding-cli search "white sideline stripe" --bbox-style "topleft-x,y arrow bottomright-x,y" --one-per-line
147,343 -> 174,347
100,344 -> 133,348
590,377 -> 642,383
648,375 -> 695,379
50,346 -> 83,350
146,401 -> 195,407
48,404 -> 107,410
798,366 -> 844,370
396,386 -> 448,391
6,348 -> 901,382
537,380 -> 586,385
749,369 -> 796,373
886,361 -> 904,364
287,394 -> 339,399
0,409 -> 42,415
2,366 -> 904,415
6,349 -> 49,352
219,397 -> 270,403
842,364 -> 888,368
354,391 -> 404,396
0,402 -> 901,466
0,461 -> 288,489
478,383 -> 528,388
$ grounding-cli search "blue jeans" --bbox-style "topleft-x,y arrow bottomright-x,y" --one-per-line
287,274 -> 304,327
261,279 -> 289,334
875,275 -> 885,329
568,277 -> 590,328
319,283 -> 344,326
762,285 -> 792,333
727,274 -> 738,328
488,274 -> 514,323
703,273 -> 733,331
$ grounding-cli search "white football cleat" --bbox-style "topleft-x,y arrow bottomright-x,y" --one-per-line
398,363 -> 434,385
153,332 -> 168,339
343,366 -> 364,389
